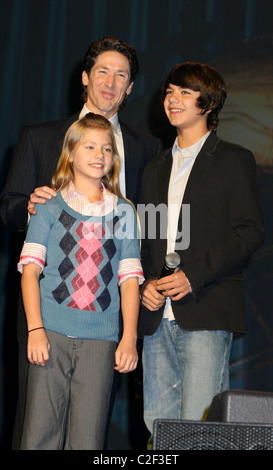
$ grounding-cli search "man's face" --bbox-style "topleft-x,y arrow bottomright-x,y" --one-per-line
82,51 -> 134,119
164,83 -> 208,134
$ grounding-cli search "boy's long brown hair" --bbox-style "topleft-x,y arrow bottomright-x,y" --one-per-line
161,62 -> 227,131
52,113 -> 122,197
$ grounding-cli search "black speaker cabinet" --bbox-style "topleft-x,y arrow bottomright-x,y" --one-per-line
206,389 -> 273,424
153,419 -> 273,450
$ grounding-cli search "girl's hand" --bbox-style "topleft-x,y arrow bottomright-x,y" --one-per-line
114,337 -> 138,373
27,329 -> 50,367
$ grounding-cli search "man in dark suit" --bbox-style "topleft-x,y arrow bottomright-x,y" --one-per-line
0,36 -> 161,449
1,37 -> 161,226
138,62 -> 264,436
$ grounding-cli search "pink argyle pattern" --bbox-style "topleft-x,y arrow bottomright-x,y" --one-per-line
67,221 -> 105,310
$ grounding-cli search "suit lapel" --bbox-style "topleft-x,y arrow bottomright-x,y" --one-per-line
155,149 -> 173,256
182,132 -> 220,210
175,132 -> 220,251
155,148 -> 172,206
56,112 -> 80,155
120,121 -> 140,191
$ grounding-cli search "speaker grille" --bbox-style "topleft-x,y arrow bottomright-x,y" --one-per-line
153,419 -> 273,450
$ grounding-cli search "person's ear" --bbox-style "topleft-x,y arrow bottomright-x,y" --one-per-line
126,81 -> 134,97
82,70 -> 89,86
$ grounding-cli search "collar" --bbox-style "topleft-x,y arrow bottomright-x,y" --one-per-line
79,104 -> 120,133
172,131 -> 211,160
61,181 -> 118,214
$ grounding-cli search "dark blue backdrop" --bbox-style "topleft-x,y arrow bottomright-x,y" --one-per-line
1,0 -> 273,450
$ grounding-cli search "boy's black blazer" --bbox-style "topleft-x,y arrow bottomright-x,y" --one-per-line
138,131 -> 265,337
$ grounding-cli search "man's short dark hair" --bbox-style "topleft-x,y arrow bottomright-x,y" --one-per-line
82,37 -> 139,108
162,62 -> 227,130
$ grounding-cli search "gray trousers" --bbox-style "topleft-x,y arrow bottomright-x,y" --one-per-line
20,330 -> 116,450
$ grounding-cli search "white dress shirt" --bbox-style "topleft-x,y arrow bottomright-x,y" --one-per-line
164,131 -> 210,320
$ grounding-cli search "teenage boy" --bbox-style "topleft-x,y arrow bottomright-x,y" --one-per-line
138,62 -> 264,435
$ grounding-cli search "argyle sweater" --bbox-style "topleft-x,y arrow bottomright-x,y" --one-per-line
18,192 -> 143,342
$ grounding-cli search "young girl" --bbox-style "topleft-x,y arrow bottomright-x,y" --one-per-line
18,113 -> 144,450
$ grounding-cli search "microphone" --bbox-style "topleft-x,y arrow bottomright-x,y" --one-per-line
159,252 -> 181,278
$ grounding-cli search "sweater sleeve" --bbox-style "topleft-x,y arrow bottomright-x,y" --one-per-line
17,202 -> 52,273
117,200 -> 144,285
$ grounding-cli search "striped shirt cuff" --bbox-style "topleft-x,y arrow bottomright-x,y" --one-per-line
18,245 -> 145,289
118,258 -> 144,286
17,242 -> 46,273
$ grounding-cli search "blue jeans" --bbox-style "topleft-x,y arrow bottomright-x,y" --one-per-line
142,319 -> 233,434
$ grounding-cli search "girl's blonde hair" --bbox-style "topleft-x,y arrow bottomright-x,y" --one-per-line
52,113 -> 122,197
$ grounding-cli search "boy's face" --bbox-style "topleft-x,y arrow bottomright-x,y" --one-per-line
164,83 -> 208,133
82,50 -> 134,119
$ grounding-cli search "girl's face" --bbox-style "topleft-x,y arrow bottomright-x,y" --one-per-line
69,128 -> 114,187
